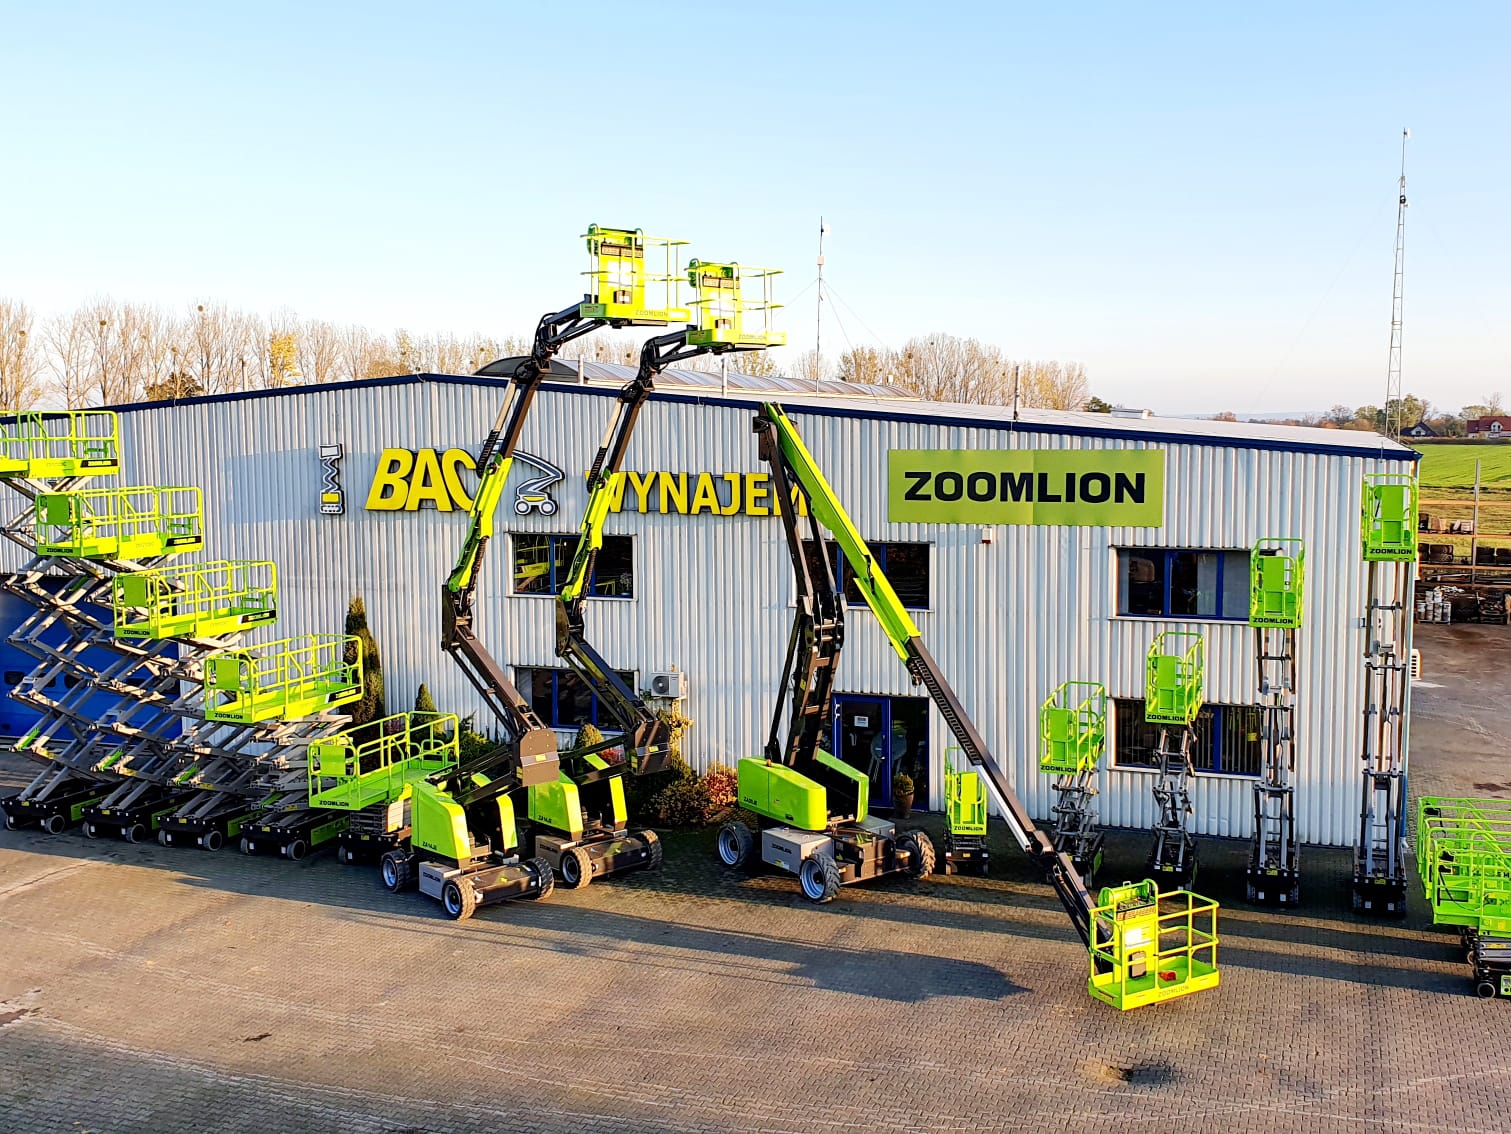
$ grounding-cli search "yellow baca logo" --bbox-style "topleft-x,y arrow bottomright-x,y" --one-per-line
365,448 -> 561,513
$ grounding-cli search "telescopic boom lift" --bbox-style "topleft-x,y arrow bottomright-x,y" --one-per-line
735,404 -> 1219,1008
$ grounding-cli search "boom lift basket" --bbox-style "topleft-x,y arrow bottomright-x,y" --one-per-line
686,261 -> 786,348
1088,879 -> 1220,1010
1250,539 -> 1305,629
204,633 -> 362,723
35,485 -> 204,559
113,560 -> 278,640
1144,633 -> 1205,726
0,410 -> 120,479
581,225 -> 691,325
308,710 -> 461,811
1039,681 -> 1108,775
944,754 -> 987,837
1361,473 -> 1418,562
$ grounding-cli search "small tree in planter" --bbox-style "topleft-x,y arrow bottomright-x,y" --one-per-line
343,595 -> 385,740
892,772 -> 915,819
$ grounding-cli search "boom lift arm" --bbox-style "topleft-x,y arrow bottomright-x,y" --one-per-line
440,227 -> 693,799
754,402 -> 1095,945
556,332 -> 769,772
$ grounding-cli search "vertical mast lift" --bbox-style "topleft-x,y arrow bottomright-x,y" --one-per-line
544,258 -> 783,887
1354,473 -> 1417,914
1039,681 -> 1108,886
942,753 -> 989,875
736,404 -> 1218,1007
387,226 -> 694,918
1247,539 -> 1304,905
1144,632 -> 1205,888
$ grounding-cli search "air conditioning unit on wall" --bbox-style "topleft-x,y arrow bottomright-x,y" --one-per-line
650,671 -> 686,699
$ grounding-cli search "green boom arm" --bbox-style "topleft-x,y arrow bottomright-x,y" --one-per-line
756,401 -> 1095,945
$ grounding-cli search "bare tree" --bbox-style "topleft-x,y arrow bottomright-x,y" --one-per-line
0,299 -> 44,410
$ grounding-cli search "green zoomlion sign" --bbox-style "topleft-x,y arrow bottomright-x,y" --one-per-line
887,449 -> 1164,526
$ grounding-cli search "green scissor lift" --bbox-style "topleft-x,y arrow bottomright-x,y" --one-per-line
1247,538 -> 1304,905
1417,796 -> 1511,998
1355,473 -> 1418,914
113,560 -> 278,640
1145,631 -> 1204,887
34,485 -> 204,559
1039,680 -> 1108,886
200,634 -> 362,860
942,750 -> 989,875
307,710 -> 461,864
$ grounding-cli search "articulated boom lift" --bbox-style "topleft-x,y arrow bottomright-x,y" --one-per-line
393,225 -> 692,918
731,404 -> 1219,1008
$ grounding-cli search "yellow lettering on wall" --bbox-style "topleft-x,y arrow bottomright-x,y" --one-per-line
745,472 -> 770,516
659,471 -> 688,514
405,448 -> 453,511
366,449 -> 414,510
604,471 -> 628,511
627,471 -> 657,513
720,473 -> 744,516
690,472 -> 720,514
440,448 -> 476,509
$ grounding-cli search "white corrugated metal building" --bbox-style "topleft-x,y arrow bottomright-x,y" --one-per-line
71,365 -> 1418,848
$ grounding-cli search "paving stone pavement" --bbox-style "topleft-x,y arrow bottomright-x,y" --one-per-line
1,626 -> 1508,1133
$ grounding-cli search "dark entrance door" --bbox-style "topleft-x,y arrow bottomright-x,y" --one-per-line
832,694 -> 930,810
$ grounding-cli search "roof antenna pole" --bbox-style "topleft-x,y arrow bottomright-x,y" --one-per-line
814,216 -> 827,393
1384,128 -> 1409,440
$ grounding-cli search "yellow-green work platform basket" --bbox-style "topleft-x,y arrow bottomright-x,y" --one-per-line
308,710 -> 460,811
35,485 -> 203,559
113,560 -> 277,640
0,410 -> 120,479
1088,880 -> 1219,1010
204,633 -> 362,723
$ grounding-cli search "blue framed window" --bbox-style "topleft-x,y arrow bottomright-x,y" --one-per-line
801,540 -> 930,610
1112,698 -> 1261,777
1117,548 -> 1249,620
516,666 -> 636,730
512,534 -> 634,598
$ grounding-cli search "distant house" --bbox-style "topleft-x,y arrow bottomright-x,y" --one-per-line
1467,416 -> 1511,439
1402,420 -> 1439,439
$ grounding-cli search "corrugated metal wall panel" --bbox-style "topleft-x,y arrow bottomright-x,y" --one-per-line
45,382 -> 1411,849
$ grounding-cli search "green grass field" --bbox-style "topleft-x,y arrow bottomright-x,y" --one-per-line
1414,441 -> 1511,494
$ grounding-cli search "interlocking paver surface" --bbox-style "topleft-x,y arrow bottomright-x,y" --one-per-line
1,623 -> 1507,1133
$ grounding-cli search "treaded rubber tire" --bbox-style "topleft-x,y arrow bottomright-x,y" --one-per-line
799,853 -> 842,903
3,812 -> 17,831
125,824 -> 147,844
380,850 -> 412,892
442,878 -> 477,921
240,837 -> 255,855
42,813 -> 66,835
558,845 -> 593,889
285,838 -> 308,862
899,830 -> 936,878
83,822 -> 99,839
716,821 -> 754,869
1477,980 -> 1499,999
524,856 -> 554,901
158,827 -> 171,847
641,828 -> 663,871
204,829 -> 224,852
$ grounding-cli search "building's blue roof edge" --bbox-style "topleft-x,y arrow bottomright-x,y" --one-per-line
110,372 -> 1421,464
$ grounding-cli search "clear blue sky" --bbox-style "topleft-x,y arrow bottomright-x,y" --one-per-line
3,1 -> 1507,415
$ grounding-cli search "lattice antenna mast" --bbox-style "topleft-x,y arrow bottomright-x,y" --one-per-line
814,217 -> 828,393
1384,128 -> 1409,440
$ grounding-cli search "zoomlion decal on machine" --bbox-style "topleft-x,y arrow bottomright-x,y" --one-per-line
363,448 -> 807,516
888,449 -> 1164,526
